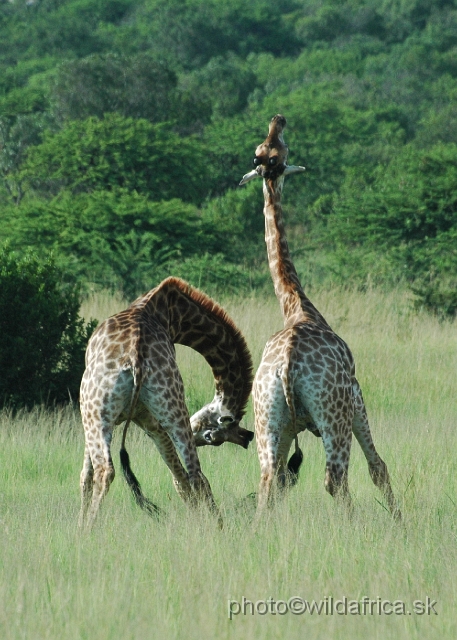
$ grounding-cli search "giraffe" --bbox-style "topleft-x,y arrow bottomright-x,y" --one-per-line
79,276 -> 253,528
240,114 -> 400,519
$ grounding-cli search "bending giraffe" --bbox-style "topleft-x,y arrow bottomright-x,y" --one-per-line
240,115 -> 400,519
79,276 -> 253,529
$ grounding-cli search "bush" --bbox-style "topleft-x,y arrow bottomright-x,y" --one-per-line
2,190 -> 233,298
319,143 -> 457,290
412,277 -> 457,319
17,114 -> 210,205
164,252 -> 267,296
0,245 -> 96,409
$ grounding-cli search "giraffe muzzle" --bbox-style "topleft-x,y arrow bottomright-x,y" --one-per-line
200,426 -> 254,449
221,426 -> 254,449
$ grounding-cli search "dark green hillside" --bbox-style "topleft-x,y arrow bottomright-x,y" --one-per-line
1,0 -> 456,313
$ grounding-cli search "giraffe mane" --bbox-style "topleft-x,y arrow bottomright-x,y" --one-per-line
155,277 -> 254,418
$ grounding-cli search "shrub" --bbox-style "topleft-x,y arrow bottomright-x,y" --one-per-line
16,113 -> 210,205
0,245 -> 96,409
164,252 -> 267,296
412,277 -> 457,319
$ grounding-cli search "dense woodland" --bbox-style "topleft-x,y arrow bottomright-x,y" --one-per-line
1,0 -> 457,314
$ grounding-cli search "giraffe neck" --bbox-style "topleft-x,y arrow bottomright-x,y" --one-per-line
263,178 -> 329,329
135,277 -> 252,418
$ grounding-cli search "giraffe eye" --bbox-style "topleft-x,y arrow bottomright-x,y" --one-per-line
268,156 -> 278,166
253,156 -> 262,166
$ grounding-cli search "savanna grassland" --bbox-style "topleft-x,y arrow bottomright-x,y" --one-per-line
1,287 -> 456,640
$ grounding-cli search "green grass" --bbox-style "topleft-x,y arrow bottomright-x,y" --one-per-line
1,287 -> 456,639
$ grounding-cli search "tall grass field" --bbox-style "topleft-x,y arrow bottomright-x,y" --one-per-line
1,287 -> 456,639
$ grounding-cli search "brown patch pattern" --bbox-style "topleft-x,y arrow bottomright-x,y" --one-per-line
79,277 -> 253,529
249,115 -> 400,520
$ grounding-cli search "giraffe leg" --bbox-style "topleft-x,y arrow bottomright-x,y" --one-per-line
78,445 -> 94,528
167,428 -> 219,517
138,418 -> 193,502
320,404 -> 354,508
253,367 -> 290,514
139,369 -> 221,522
256,429 -> 278,513
255,430 -> 295,522
81,409 -> 117,529
156,445 -> 193,503
78,415 -> 116,530
352,381 -> 401,520
86,448 -> 115,529
321,419 -> 352,502
276,433 -> 296,489
257,441 -> 278,512
320,427 -> 353,511
80,368 -> 132,529
294,370 -> 354,509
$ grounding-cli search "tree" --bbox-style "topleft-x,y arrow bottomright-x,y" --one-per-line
0,245 -> 96,409
2,190 -> 233,298
320,143 -> 457,308
17,114 -> 210,204
0,113 -> 51,203
118,0 -> 301,69
179,54 -> 258,122
51,53 -> 178,124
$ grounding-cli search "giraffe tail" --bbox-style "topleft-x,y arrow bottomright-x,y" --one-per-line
280,365 -> 303,486
119,448 -> 161,518
120,363 -> 161,518
287,436 -> 304,486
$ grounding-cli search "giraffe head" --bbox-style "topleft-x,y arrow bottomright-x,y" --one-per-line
190,401 -> 254,449
239,114 -> 306,185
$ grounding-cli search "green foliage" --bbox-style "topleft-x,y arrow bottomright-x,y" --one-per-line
0,245 -> 96,409
115,0 -> 301,68
164,253 -> 266,296
202,113 -> 266,195
0,113 -> 52,202
0,0 -> 134,60
1,0 -> 457,316
412,275 -> 457,319
2,191 -> 220,297
0,86 -> 48,118
320,144 -> 457,292
2,185 -> 271,298
200,184 -> 266,263
50,53 -> 178,124
180,54 -> 258,122
17,114 -> 209,204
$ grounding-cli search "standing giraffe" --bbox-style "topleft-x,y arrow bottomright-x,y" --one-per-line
240,114 -> 400,518
79,276 -> 253,528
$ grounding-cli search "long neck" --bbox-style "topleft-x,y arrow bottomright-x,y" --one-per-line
146,278 -> 253,419
263,178 -> 329,329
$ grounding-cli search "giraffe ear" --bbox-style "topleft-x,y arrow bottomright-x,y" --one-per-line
284,164 -> 306,176
239,169 -> 261,185
217,415 -> 236,426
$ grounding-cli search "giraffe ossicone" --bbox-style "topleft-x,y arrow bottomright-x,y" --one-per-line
241,114 -> 401,520
240,163 -> 306,186
79,276 -> 253,529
